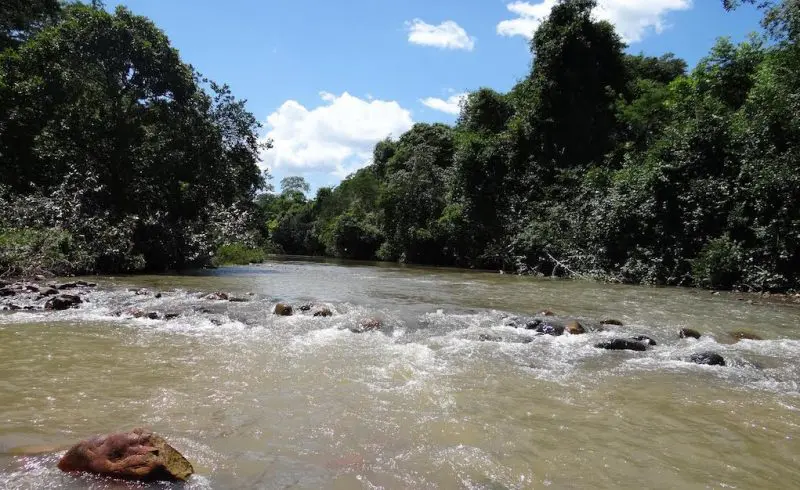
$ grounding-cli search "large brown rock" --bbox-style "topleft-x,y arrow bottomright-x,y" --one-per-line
274,303 -> 293,316
57,428 -> 193,482
565,320 -> 586,335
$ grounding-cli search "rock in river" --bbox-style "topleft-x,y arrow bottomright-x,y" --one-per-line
45,294 -> 82,311
729,330 -> 763,342
274,303 -> 293,316
679,328 -> 702,340
58,428 -> 193,482
565,320 -> 586,335
595,339 -> 649,351
689,352 -> 726,367
600,319 -> 624,326
351,317 -> 382,333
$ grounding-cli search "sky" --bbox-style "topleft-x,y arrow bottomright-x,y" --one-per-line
105,0 -> 763,194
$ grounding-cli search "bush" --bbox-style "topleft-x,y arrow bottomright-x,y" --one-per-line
0,227 -> 91,277
692,235 -> 743,289
212,243 -> 267,266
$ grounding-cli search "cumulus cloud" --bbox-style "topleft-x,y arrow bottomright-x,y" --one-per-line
420,93 -> 468,115
497,0 -> 692,43
407,19 -> 476,50
261,92 -> 413,177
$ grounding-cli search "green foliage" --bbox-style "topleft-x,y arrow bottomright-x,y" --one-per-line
692,235 -> 743,289
213,242 -> 267,266
0,4 -> 263,275
0,227 -> 92,277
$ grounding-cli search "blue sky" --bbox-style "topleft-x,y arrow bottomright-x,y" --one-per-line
105,0 -> 762,193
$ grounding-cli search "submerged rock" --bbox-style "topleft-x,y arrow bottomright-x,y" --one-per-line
299,304 -> 312,312
58,282 -> 79,290
729,330 -> 763,342
479,333 -> 502,342
164,312 -> 181,320
679,328 -> 702,340
57,428 -> 193,482
601,319 -> 624,326
351,317 -> 382,333
0,288 -> 16,297
273,303 -> 293,316
204,291 -> 229,301
595,339 -> 648,351
45,294 -> 82,311
565,320 -> 586,335
537,310 -> 556,317
39,288 -> 59,297
689,352 -> 726,367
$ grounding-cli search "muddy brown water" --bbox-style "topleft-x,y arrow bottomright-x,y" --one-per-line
0,258 -> 798,489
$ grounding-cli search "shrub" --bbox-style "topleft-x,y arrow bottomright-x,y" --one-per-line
212,242 -> 267,266
692,235 -> 743,289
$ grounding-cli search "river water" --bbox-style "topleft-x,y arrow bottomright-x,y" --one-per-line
0,258 -> 798,489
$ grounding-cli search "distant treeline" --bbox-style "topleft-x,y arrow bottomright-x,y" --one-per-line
2,1 -> 799,292
258,0 -> 800,292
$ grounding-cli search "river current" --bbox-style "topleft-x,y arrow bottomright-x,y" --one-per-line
0,258 -> 798,489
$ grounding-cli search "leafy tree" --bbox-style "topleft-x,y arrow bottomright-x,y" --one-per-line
0,4 -> 262,271
0,0 -> 61,49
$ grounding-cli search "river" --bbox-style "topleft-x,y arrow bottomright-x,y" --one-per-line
0,258 -> 798,489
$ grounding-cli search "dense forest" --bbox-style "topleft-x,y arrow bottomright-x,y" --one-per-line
0,1 -> 266,275
259,0 -> 800,292
2,1 -> 800,292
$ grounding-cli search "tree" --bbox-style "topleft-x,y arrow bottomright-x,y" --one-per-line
0,0 -> 61,49
280,176 -> 310,196
0,4 -> 263,271
526,0 -> 628,170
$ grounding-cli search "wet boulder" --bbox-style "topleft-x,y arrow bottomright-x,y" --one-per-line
679,328 -> 702,340
0,287 -> 16,297
689,352 -> 726,367
45,294 -> 82,311
601,319 -> 624,326
312,306 -> 333,317
729,330 -> 763,342
58,282 -> 79,290
39,288 -> 59,297
537,310 -> 556,317
595,339 -> 648,351
273,303 -> 293,316
164,312 -> 181,320
57,428 -> 193,482
631,335 -> 657,346
298,304 -> 312,312
535,323 -> 565,336
565,320 -> 586,335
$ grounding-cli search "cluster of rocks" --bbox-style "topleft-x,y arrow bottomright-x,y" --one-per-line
272,302 -> 384,333
499,312 -> 766,367
0,279 -> 96,312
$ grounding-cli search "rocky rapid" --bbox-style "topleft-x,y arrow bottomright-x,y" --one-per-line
0,259 -> 798,489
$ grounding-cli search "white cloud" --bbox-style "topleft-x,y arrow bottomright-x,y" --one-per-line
407,19 -> 476,51
261,92 -> 413,177
497,0 -> 692,43
421,93 -> 468,116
